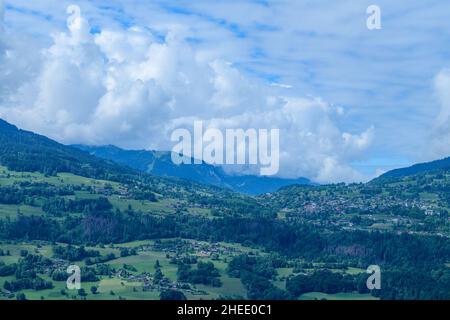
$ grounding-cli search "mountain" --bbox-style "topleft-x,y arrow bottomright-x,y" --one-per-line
0,117 -> 273,211
0,119 -> 136,180
0,118 -> 242,198
73,144 -> 312,195
72,145 -> 226,186
0,117 -> 303,203
376,156 -> 450,180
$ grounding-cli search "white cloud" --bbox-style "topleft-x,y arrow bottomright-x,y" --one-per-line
0,1 -> 41,108
434,69 -> 450,128
0,4 -> 375,182
428,69 -> 450,159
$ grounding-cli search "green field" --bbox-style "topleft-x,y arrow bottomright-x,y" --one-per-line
0,204 -> 45,219
0,239 -> 253,300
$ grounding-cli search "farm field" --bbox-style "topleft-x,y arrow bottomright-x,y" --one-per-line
0,239 -> 256,300
3,238 -> 379,301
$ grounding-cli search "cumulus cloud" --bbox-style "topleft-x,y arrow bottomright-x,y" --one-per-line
0,0 -> 41,107
428,69 -> 450,159
0,5 -> 374,182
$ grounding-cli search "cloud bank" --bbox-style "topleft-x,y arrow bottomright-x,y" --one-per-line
428,69 -> 450,160
0,4 -> 375,182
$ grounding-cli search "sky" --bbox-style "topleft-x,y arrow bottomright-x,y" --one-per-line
1,0 -> 450,183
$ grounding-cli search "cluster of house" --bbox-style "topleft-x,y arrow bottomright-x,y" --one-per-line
93,184 -> 131,199
114,263 -> 205,296
111,240 -> 244,295
285,192 -> 441,218
150,240 -> 239,258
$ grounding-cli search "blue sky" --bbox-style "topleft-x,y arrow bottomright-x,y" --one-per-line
1,0 -> 450,182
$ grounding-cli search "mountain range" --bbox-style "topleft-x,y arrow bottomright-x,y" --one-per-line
2,117 -> 450,194
0,118 -> 311,195
73,144 -> 312,195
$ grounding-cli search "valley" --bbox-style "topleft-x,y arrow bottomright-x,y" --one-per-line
0,118 -> 449,300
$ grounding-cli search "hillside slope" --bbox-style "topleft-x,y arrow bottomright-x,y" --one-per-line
377,156 -> 450,180
0,119 -> 139,180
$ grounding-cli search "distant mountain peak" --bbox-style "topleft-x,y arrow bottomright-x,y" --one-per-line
73,144 -> 313,195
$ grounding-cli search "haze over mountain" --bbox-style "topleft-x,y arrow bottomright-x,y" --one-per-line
73,145 -> 312,195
